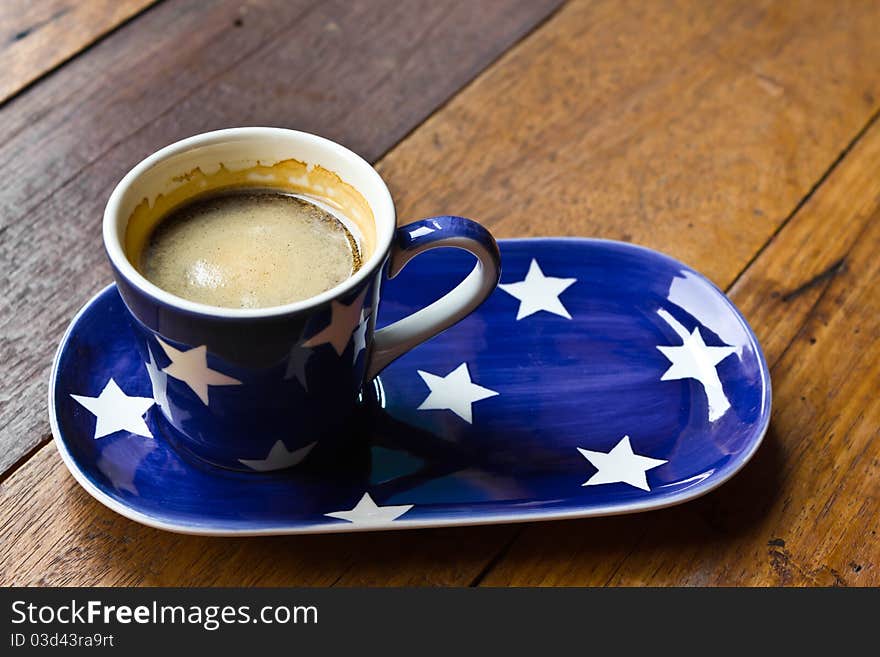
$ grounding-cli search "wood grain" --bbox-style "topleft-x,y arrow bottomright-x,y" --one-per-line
376,0 -> 880,277
0,0 -> 157,104
2,0 -> 879,586
0,0 -> 563,476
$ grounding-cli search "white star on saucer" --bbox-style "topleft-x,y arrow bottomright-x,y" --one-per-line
70,378 -> 155,439
144,346 -> 170,418
284,346 -> 312,391
577,436 -> 667,491
157,337 -> 241,406
324,492 -> 413,525
238,440 -> 317,472
352,310 -> 369,364
303,289 -> 367,356
656,310 -> 736,422
417,362 -> 498,424
498,258 -> 577,320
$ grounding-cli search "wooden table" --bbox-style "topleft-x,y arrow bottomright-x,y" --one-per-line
1,0 -> 878,586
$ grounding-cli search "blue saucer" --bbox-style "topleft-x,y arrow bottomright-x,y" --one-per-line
50,238 -> 770,534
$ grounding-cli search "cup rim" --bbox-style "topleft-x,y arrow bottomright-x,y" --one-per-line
103,127 -> 396,319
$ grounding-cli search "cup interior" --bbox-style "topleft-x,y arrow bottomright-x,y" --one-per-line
104,128 -> 395,318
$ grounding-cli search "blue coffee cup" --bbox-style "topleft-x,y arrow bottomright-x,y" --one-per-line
103,128 -> 500,471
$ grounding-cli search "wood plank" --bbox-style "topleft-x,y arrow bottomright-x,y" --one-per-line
0,0 -> 563,476
3,0 -> 880,586
376,0 -> 880,278
0,0 -> 157,104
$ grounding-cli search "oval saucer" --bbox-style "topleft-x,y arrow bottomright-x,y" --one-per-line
49,238 -> 771,535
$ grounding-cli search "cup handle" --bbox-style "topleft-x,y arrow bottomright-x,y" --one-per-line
367,215 -> 501,379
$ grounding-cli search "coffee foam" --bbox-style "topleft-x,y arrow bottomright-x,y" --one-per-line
141,192 -> 360,309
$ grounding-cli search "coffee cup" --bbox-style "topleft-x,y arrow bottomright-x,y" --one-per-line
103,127 -> 500,471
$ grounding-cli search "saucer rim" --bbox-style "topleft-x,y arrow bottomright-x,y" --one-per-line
48,237 -> 772,536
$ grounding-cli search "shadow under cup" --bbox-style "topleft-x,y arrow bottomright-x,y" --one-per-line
103,129 -> 397,472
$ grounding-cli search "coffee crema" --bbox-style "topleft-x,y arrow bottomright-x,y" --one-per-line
139,189 -> 361,309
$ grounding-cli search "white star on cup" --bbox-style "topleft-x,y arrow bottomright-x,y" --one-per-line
303,289 -> 367,356
157,337 -> 241,406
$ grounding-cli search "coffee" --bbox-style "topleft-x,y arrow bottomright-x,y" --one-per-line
140,189 -> 361,309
